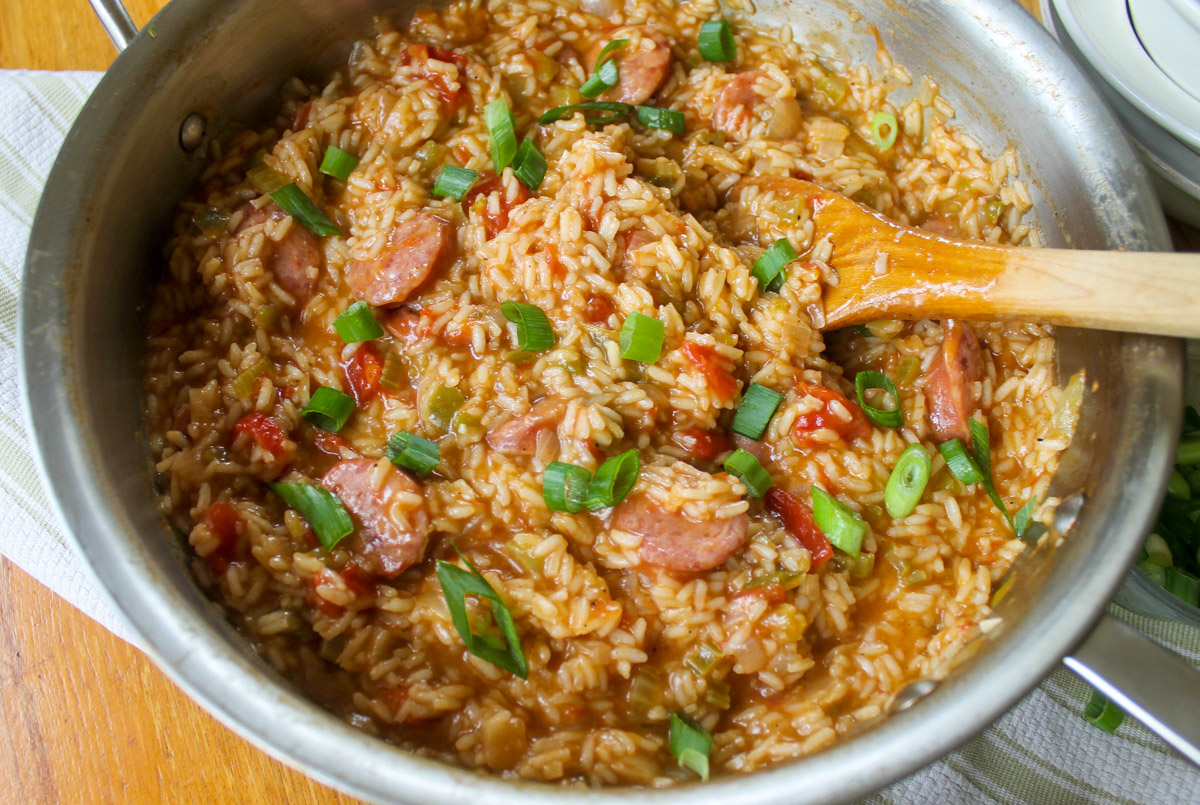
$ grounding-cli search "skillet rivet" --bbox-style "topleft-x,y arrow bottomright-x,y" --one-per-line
179,114 -> 206,152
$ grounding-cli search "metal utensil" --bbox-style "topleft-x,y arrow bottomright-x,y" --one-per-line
19,0 -> 1198,801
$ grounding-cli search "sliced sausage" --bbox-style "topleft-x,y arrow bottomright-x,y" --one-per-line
925,320 -> 985,443
594,27 -> 671,106
320,458 -> 431,578
384,306 -> 427,344
712,70 -> 803,141
486,397 -> 566,456
614,492 -> 748,572
235,203 -> 321,306
347,213 -> 455,308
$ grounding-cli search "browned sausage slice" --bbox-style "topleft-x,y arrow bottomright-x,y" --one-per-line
320,458 -> 431,578
347,213 -> 455,308
712,70 -> 764,138
236,203 -> 321,306
614,492 -> 749,572
486,397 -> 567,456
924,320 -> 985,443
595,27 -> 671,106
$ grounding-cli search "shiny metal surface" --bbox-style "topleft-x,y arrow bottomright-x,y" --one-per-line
86,0 -> 138,50
18,0 -> 1188,801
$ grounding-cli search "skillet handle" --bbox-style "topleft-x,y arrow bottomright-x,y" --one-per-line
86,0 -> 138,53
1065,613 -> 1200,765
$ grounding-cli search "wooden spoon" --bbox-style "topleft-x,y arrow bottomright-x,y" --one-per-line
737,177 -> 1200,337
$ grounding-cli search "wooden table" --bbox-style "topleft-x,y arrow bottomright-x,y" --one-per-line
2,0 -> 1189,803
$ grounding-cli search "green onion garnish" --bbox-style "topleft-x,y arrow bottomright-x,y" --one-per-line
334,300 -> 384,343
301,386 -> 356,432
485,99 -> 519,173
585,449 -> 640,510
1013,497 -> 1038,539
595,38 -> 630,67
512,140 -> 547,191
811,486 -> 866,557
884,444 -> 931,519
618,312 -> 665,363
751,238 -> 797,293
1084,689 -> 1125,733
938,438 -> 985,486
724,449 -> 773,498
731,383 -> 784,440
854,370 -> 903,428
668,712 -> 713,781
500,301 -> 555,353
1178,434 -> 1200,466
385,430 -> 441,476
636,105 -> 685,135
271,183 -> 343,237
1165,566 -> 1200,607
852,324 -> 874,338
436,542 -> 528,678
698,20 -> 736,62
543,461 -> 591,513
537,101 -> 634,126
268,482 -> 353,551
580,58 -> 620,99
1168,468 -> 1192,499
432,164 -> 478,200
319,146 -> 359,181
871,111 -> 898,152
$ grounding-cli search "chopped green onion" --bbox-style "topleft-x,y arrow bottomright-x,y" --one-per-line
386,430 -> 441,476
724,449 -> 773,497
271,183 -> 343,237
301,386 -> 355,432
618,312 -> 665,363
248,164 -> 289,195
595,38 -> 630,67
969,418 -> 1022,534
1143,533 -> 1173,567
432,165 -> 478,200
232,357 -> 268,398
669,712 -> 713,781
585,449 -> 640,511
334,300 -> 384,343
1013,497 -> 1039,539
537,101 -> 633,126
698,20 -> 736,63
500,301 -> 555,353
543,461 -> 592,513
751,238 -> 797,293
269,482 -> 353,551
811,486 -> 866,557
938,438 -> 985,486
731,383 -> 784,440
512,140 -> 547,191
1165,566 -> 1200,607
871,111 -> 898,152
851,324 -> 873,338
580,58 -> 620,98
1178,434 -> 1200,467
436,543 -> 528,678
1084,690 -> 1124,733
884,444 -> 931,518
1168,469 -> 1192,499
485,99 -> 519,172
636,105 -> 686,135
425,384 -> 466,432
319,146 -> 359,181
855,371 -> 903,428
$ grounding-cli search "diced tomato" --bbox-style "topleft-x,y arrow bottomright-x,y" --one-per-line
233,413 -> 290,459
401,44 -> 467,107
339,564 -> 376,598
462,174 -> 530,239
585,294 -> 615,324
306,566 -> 375,618
791,382 -> 872,445
292,100 -> 313,131
736,582 -> 788,604
199,501 -> 241,573
765,487 -> 833,568
312,428 -> 350,458
672,427 -> 732,462
306,574 -> 344,618
345,343 -> 385,405
681,342 -> 739,401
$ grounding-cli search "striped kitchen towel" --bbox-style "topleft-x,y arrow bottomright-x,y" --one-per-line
1,69 -> 1198,804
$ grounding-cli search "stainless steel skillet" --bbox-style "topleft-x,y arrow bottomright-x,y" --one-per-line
18,0 -> 1200,801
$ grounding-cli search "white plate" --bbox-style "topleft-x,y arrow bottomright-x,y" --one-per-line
1052,0 -> 1200,152
1049,1 -> 1200,226
1130,0 -> 1200,105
